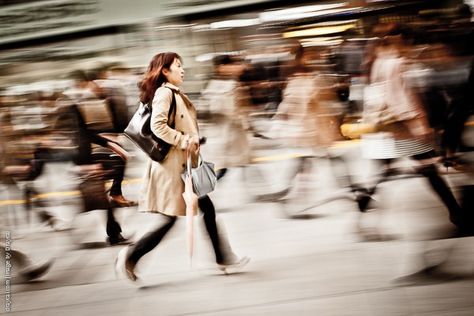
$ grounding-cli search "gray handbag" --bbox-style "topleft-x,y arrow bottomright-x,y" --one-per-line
182,153 -> 217,198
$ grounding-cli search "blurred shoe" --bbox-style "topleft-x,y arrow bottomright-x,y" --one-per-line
216,168 -> 228,181
254,188 -> 290,202
441,156 -> 472,173
109,195 -> 137,207
218,256 -> 250,274
355,227 -> 398,242
114,247 -> 137,282
107,234 -> 131,246
454,224 -> 474,238
354,190 -> 376,212
19,259 -> 54,282
47,218 -> 71,232
252,132 -> 271,140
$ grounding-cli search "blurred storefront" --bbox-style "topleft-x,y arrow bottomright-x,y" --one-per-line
0,0 -> 470,92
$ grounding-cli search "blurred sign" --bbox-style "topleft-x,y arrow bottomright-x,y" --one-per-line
0,0 -> 100,42
167,0 -> 240,6
0,0 -> 166,45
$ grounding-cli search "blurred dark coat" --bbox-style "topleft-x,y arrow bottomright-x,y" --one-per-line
273,72 -> 343,148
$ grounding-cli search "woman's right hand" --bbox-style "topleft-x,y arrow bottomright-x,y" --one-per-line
180,134 -> 200,154
186,135 -> 200,154
181,135 -> 199,154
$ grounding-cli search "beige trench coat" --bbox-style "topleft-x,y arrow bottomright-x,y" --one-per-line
273,73 -> 343,148
138,83 -> 199,217
369,54 -> 431,140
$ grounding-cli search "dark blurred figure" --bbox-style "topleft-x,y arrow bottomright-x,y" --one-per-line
64,69 -> 135,207
239,57 -> 284,112
416,4 -> 474,168
90,63 -> 133,133
55,70 -> 133,245
440,47 -> 474,168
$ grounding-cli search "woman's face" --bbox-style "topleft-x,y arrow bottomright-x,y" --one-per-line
163,58 -> 184,86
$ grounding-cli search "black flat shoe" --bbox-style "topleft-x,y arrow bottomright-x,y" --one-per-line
107,234 -> 131,246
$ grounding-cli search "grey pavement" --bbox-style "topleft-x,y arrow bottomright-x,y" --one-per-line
1,137 -> 474,316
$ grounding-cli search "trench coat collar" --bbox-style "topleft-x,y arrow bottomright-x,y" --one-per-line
162,82 -> 181,93
162,82 -> 194,108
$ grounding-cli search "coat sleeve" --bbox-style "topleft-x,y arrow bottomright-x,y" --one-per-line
150,87 -> 185,147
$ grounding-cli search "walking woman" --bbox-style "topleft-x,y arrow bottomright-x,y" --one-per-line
360,28 -> 473,235
115,52 -> 249,282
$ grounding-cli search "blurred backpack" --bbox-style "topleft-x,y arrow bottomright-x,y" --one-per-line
76,98 -> 115,132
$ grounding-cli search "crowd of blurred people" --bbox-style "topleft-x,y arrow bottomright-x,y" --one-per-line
1,12 -> 474,284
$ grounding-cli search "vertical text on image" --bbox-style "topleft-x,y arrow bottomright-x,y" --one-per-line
4,231 -> 12,312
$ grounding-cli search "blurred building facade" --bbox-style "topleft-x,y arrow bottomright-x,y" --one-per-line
0,0 -> 471,94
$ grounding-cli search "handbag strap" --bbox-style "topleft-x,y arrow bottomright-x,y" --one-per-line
185,151 -> 202,176
167,88 -> 177,128
148,87 -> 176,128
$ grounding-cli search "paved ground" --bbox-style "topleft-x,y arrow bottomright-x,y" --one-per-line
1,135 -> 474,315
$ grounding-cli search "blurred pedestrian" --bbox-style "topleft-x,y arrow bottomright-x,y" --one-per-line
55,70 -> 132,245
360,27 -> 472,235
199,54 -> 252,180
64,69 -> 135,207
269,45 -> 346,211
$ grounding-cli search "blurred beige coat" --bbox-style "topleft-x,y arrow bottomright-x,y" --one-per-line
199,79 -> 251,169
273,73 -> 343,148
369,53 -> 431,140
139,83 -> 199,217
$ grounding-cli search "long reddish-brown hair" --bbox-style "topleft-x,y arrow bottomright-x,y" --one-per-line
139,52 -> 182,104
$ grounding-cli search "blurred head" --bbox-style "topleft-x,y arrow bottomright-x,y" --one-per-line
293,44 -> 315,73
212,54 -> 233,67
139,52 -> 183,104
373,23 -> 415,56
69,70 -> 91,88
212,54 -> 245,78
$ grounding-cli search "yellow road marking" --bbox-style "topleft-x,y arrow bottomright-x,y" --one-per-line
1,140 -> 361,206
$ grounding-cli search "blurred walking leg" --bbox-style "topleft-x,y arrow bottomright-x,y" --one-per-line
127,214 -> 176,265
199,195 -> 249,271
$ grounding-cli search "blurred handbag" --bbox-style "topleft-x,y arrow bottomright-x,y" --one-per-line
78,171 -> 110,212
362,82 -> 397,130
182,152 -> 217,198
124,89 -> 176,162
77,99 -> 115,132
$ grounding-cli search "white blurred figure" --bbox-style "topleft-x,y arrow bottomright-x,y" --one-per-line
199,54 -> 252,180
269,45 -> 346,216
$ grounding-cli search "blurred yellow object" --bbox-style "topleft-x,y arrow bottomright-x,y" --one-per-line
340,122 -> 377,139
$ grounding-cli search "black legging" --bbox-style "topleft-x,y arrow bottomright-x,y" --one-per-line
91,153 -> 125,196
358,150 -> 464,226
106,208 -> 123,240
128,195 -> 233,265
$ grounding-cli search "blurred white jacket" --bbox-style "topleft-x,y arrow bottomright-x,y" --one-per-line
199,79 -> 252,169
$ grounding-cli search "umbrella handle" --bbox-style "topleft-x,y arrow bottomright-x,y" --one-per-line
186,149 -> 192,177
